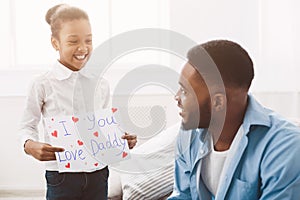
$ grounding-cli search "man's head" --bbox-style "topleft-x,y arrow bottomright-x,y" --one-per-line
175,39 -> 254,130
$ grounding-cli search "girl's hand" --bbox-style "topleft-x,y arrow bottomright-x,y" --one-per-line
24,139 -> 65,161
122,133 -> 137,149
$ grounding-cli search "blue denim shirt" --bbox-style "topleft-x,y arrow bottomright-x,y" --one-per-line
168,95 -> 300,200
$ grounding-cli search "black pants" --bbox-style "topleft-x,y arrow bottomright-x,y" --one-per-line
45,166 -> 109,200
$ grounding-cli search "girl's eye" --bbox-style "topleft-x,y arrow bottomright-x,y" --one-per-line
86,39 -> 92,44
68,41 -> 78,44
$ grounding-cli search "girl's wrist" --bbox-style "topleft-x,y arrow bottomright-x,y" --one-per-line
24,139 -> 33,154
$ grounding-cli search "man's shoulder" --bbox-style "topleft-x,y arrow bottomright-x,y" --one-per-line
269,113 -> 300,135
254,113 -> 300,151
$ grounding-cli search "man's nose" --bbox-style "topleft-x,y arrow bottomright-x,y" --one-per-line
174,90 -> 180,101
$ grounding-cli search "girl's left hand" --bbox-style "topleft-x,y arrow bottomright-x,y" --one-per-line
122,133 -> 137,149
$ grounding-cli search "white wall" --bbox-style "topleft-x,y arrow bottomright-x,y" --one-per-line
169,0 -> 300,92
0,97 -> 45,190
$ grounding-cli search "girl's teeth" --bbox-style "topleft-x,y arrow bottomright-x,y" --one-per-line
75,55 -> 85,60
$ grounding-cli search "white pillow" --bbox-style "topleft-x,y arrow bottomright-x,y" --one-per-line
131,122 -> 181,154
121,164 -> 174,200
108,122 -> 180,199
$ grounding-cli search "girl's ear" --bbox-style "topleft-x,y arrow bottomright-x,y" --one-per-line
212,93 -> 226,112
51,37 -> 59,51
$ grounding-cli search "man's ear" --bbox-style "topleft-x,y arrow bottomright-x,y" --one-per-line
51,37 -> 59,51
212,93 -> 226,112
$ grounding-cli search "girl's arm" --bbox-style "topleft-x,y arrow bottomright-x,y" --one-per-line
19,77 -> 64,161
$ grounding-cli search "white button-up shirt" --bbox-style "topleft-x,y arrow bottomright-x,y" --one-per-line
19,61 -> 110,170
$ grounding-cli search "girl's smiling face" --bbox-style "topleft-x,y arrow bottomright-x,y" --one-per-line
51,19 -> 92,71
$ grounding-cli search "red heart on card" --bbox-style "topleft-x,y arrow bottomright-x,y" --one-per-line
51,130 -> 58,137
94,163 -> 98,166
72,116 -> 79,123
93,131 -> 99,137
111,108 -> 118,113
77,140 -> 84,146
122,151 -> 128,158
65,163 -> 70,168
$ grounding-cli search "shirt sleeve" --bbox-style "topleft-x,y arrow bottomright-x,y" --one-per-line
168,132 -> 193,200
18,77 -> 44,150
259,128 -> 300,200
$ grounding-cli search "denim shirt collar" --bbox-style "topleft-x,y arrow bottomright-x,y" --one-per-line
242,94 -> 271,134
191,94 -> 271,161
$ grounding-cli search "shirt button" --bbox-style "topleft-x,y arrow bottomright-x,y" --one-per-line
200,149 -> 205,154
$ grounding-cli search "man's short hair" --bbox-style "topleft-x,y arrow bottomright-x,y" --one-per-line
187,40 -> 254,90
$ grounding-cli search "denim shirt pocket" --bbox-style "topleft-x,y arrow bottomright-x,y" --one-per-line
226,178 -> 258,200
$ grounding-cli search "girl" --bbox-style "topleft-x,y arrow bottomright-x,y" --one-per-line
19,4 -> 137,200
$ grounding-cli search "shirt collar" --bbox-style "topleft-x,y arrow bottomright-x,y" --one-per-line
51,60 -> 95,80
242,94 -> 271,134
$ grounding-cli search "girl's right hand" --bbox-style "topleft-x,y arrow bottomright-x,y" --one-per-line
24,140 -> 64,161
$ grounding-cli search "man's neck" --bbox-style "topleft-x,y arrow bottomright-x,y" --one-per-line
213,124 -> 241,151
212,94 -> 248,151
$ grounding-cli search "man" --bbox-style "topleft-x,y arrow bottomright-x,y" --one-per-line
168,40 -> 300,199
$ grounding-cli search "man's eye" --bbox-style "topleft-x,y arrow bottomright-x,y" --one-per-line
180,88 -> 187,95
